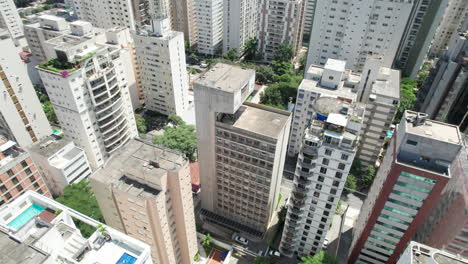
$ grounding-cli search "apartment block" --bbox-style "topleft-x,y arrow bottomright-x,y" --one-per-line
348,111 -> 464,264
133,18 -> 189,117
27,135 -> 92,196
302,0 -> 316,41
37,28 -> 138,170
417,31 -> 467,133
287,59 -> 360,157
170,0 -> 197,49
71,0 -> 136,31
0,190 -> 152,264
90,139 -> 197,264
393,0 -> 448,78
195,0 -> 223,55
223,0 -> 258,53
306,0 -> 413,72
195,63 -> 291,236
0,33 -> 52,147
280,98 -> 364,257
0,137 -> 51,206
430,0 -> 468,57
413,145 -> 468,258
397,241 -> 468,264
0,0 -> 24,40
131,0 -> 150,27
257,0 -> 305,62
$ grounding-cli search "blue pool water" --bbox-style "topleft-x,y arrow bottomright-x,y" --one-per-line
116,253 -> 137,264
7,204 -> 45,230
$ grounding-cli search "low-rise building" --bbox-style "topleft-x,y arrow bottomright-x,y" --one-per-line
397,241 -> 468,264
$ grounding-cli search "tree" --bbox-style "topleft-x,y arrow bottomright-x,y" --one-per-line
224,48 -> 239,62
271,60 -> 293,76
394,77 -> 417,124
274,43 -> 294,62
244,38 -> 258,61
300,251 -> 339,264
254,256 -> 272,264
168,114 -> 184,127
345,173 -> 357,192
255,65 -> 275,84
43,101 -> 57,124
278,205 -> 287,223
360,165 -> 376,190
202,233 -> 212,247
153,119 -> 197,160
134,114 -> 147,134
55,180 -> 104,238
416,70 -> 429,88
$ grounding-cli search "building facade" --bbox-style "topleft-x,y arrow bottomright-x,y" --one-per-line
257,0 -> 305,62
0,33 -> 52,147
195,63 -> 291,236
0,0 -> 23,40
133,18 -> 189,117
170,0 -> 197,49
90,139 -> 198,264
430,0 -> 468,57
348,111 -> 464,264
195,0 -> 223,55
222,0 -> 258,53
0,137 -> 51,206
306,0 -> 413,72
302,0 -> 316,42
279,98 -> 364,257
0,190 -> 153,264
397,241 -> 468,264
71,0 -> 136,31
27,135 -> 92,196
37,28 -> 138,170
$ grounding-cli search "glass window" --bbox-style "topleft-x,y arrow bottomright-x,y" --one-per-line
395,180 -> 431,194
341,154 -> 349,161
406,140 -> 418,146
401,172 -> 436,184
391,190 -> 424,202
325,149 -> 332,156
383,206 -> 414,218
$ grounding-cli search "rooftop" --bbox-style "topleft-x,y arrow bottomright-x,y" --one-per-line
312,97 -> 365,121
405,241 -> 468,264
0,231 -> 48,264
218,103 -> 290,139
371,67 -> 400,99
92,139 -> 187,198
404,111 -> 462,145
325,59 -> 346,72
28,135 -> 70,158
299,75 -> 358,102
195,63 -> 255,93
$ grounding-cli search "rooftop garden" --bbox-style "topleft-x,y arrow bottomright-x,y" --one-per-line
38,58 -> 80,75
76,51 -> 97,63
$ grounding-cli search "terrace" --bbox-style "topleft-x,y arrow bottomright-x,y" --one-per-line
38,57 -> 80,75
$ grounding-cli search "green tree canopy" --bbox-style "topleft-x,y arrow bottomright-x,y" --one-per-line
345,173 -> 357,192
360,165 -> 376,190
153,116 -> 197,160
274,43 -> 294,62
254,256 -> 272,264
134,114 -> 147,134
244,38 -> 258,61
300,251 -> 339,264
223,48 -> 239,62
43,101 -> 57,124
271,60 -> 293,76
395,77 -> 417,124
255,65 -> 276,84
168,114 -> 184,127
260,77 -> 301,109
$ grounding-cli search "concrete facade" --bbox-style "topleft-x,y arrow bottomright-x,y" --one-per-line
302,0 -> 316,41
397,241 -> 468,263
195,63 -> 291,235
195,0 -> 223,55
306,0 -> 413,72
170,0 -> 198,49
0,137 -> 51,206
279,98 -> 365,257
349,111 -> 464,264
0,33 -> 52,147
257,0 -> 305,62
222,0 -> 258,53
0,0 -> 23,40
133,18 -> 190,117
71,0 -> 136,31
90,139 -> 198,264
27,135 -> 92,196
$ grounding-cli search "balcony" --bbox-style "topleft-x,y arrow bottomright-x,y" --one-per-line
96,99 -> 123,121
292,190 -> 306,201
296,176 -> 312,185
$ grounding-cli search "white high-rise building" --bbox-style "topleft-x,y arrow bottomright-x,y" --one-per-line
303,0 -> 317,40
37,29 -> 138,170
195,0 -> 223,55
0,32 -> 52,147
0,0 -> 23,40
71,0 -> 136,31
222,0 -> 258,53
133,18 -> 189,117
306,0 -> 413,72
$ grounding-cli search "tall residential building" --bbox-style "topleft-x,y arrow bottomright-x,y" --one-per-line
279,98 -> 365,257
90,138 -> 198,264
37,28 -> 138,170
413,145 -> 468,258
133,18 -> 189,117
356,57 -> 400,167
131,0 -> 150,27
71,0 -> 136,31
0,33 -> 52,147
302,0 -> 316,41
0,190 -> 153,264
223,0 -> 258,53
397,241 -> 468,264
287,59 -> 360,157
27,135 -> 92,196
195,0 -> 223,55
257,0 -> 305,62
306,0 -> 413,72
0,0 -> 24,40
430,0 -> 468,57
393,0 -> 448,78
417,31 -> 467,133
194,63 -> 291,236
348,111 -> 464,264
0,137 -> 51,205
170,0 -> 197,49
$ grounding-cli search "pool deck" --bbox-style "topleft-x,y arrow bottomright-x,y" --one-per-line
82,241 -> 138,264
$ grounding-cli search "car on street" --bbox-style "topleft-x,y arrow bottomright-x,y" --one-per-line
269,250 -> 281,257
234,235 -> 249,246
323,238 -> 329,249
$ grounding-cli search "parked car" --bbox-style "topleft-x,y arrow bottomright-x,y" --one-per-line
269,250 -> 281,257
234,235 -> 249,246
322,238 -> 329,249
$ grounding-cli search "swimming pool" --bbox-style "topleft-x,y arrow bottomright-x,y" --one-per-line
115,253 -> 137,264
7,203 -> 45,230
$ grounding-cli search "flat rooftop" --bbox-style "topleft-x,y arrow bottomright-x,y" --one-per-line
28,135 -> 71,158
299,77 -> 358,101
325,59 -> 346,72
0,231 -> 48,264
405,111 -> 462,145
372,67 -> 400,99
407,241 -> 468,264
195,63 -> 255,93
219,103 -> 290,139
92,139 -> 187,198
